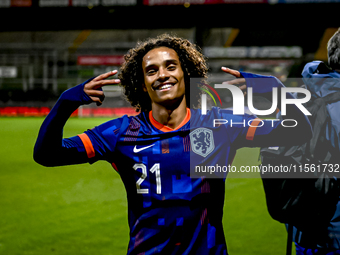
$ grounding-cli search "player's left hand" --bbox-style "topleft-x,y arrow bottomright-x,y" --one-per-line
221,67 -> 247,96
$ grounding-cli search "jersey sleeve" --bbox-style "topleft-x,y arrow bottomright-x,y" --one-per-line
216,107 -> 310,149
233,115 -> 281,148
75,116 -> 128,163
34,78 -> 98,167
216,109 -> 271,147
233,72 -> 312,147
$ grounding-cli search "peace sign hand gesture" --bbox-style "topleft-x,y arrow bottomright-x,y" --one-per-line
84,70 -> 121,106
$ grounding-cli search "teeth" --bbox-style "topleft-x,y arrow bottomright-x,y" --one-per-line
159,84 -> 172,90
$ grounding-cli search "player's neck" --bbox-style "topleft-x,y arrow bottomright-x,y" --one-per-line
151,98 -> 188,130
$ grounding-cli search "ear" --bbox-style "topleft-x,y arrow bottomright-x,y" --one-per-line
142,84 -> 147,92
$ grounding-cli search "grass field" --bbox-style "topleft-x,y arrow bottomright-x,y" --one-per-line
0,117 -> 292,255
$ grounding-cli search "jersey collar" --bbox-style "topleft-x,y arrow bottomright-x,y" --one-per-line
149,108 -> 191,132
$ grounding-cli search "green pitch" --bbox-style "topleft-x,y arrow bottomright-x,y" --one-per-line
0,117 -> 291,255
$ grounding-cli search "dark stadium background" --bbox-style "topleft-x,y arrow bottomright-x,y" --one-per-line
0,0 -> 339,116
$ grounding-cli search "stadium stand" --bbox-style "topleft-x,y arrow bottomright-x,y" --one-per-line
0,1 -> 339,117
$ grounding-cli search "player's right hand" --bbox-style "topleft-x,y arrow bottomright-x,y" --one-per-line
84,70 -> 121,106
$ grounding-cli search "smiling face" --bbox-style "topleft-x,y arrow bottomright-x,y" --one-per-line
142,46 -> 186,110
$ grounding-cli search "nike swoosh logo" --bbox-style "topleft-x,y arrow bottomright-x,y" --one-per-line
133,144 -> 155,153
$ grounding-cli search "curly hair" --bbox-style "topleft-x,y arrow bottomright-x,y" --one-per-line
118,34 -> 208,112
328,28 -> 340,70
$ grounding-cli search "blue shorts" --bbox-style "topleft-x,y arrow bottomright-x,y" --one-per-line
296,243 -> 340,255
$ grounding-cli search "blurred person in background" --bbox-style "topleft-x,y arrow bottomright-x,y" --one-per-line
34,34 -> 311,254
290,28 -> 340,255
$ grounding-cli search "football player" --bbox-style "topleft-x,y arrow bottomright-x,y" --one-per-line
34,34 -> 311,254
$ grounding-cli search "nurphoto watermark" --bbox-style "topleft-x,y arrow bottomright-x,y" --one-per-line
189,76 -> 331,179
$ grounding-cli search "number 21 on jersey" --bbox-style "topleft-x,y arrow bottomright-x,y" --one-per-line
133,163 -> 161,194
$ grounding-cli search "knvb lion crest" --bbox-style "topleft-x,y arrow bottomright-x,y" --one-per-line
190,128 -> 215,157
